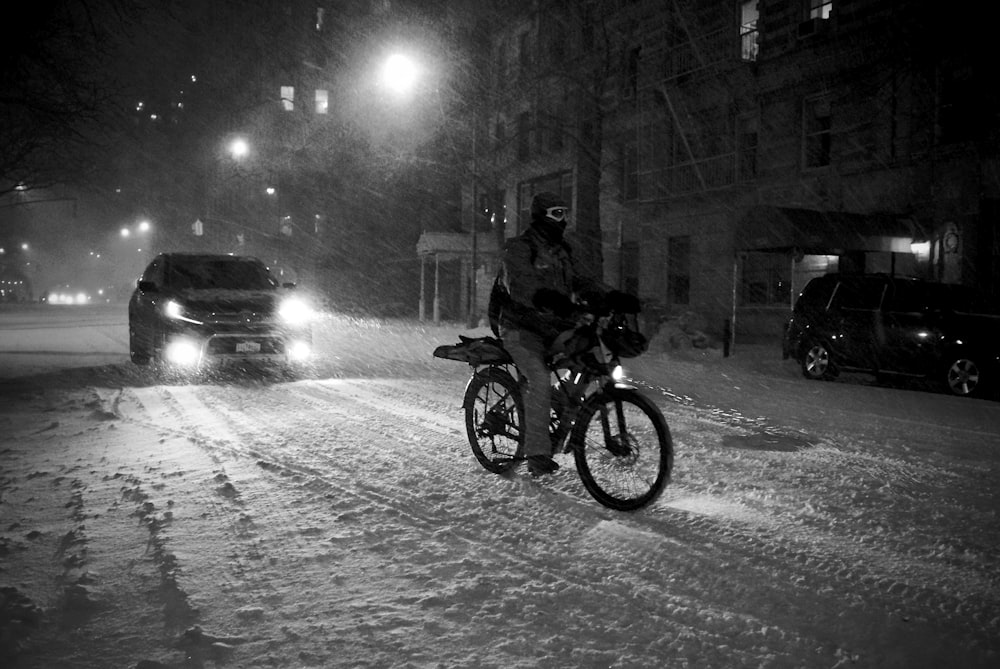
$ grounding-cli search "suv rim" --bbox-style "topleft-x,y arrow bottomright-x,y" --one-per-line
947,358 -> 980,396
805,344 -> 829,378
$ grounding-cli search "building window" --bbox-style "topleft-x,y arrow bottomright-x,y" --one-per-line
518,31 -> 532,73
624,46 -> 641,98
621,142 -> 638,201
737,114 -> 758,181
622,241 -> 640,295
741,252 -> 791,305
807,0 -> 832,19
280,86 -> 294,111
667,235 -> 690,305
315,89 -> 328,114
802,96 -> 831,168
581,6 -> 594,51
740,1 -> 759,62
494,118 -> 506,151
544,14 -> 566,63
939,63 -> 977,144
517,111 -> 531,161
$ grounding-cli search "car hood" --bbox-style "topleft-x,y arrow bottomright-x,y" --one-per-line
173,289 -> 281,315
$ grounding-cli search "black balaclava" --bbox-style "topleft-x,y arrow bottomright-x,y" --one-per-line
530,191 -> 569,244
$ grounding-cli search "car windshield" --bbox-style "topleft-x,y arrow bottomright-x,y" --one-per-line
167,259 -> 276,290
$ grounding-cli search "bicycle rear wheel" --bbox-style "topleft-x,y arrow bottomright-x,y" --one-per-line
571,386 -> 672,511
463,366 -> 524,473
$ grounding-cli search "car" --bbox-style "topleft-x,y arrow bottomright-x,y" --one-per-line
782,273 -> 1000,398
128,253 -> 314,369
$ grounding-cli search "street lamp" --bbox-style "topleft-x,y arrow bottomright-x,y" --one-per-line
379,52 -> 483,325
229,137 -> 250,160
381,53 -> 420,97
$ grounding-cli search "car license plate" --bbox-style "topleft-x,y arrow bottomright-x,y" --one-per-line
235,341 -> 261,353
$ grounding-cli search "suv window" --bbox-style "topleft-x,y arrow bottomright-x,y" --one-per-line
167,258 -> 276,291
831,277 -> 884,311
884,281 -> 927,313
794,277 -> 836,313
142,258 -> 164,285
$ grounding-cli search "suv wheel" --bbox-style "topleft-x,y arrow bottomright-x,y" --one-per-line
801,341 -> 836,381
943,355 -> 983,397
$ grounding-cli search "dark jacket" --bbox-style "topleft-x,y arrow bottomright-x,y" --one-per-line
496,226 -> 602,339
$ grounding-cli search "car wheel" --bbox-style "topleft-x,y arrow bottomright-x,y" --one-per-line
943,355 -> 983,397
801,340 -> 836,381
129,323 -> 151,365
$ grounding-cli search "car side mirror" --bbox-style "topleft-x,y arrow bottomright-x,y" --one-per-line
137,280 -> 158,293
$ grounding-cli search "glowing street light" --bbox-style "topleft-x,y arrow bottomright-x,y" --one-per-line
229,137 -> 250,159
381,53 -> 420,96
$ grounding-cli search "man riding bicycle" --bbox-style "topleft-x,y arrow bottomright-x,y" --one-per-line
491,192 -> 639,476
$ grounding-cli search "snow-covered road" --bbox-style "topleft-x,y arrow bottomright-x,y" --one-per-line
1,305 -> 997,668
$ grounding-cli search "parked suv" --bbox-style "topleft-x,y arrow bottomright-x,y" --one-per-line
782,273 -> 1000,397
128,253 -> 313,368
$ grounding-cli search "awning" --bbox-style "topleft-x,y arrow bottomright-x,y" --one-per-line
736,206 -> 915,253
416,231 -> 500,259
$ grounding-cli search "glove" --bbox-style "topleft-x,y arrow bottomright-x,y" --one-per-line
605,290 -> 641,313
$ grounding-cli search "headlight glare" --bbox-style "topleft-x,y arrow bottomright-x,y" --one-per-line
163,299 -> 203,324
279,297 -> 313,325
164,338 -> 201,366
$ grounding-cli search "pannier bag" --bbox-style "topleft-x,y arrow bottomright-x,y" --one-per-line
433,335 -> 513,366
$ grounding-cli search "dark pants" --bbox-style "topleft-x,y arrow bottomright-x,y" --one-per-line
502,329 -> 552,459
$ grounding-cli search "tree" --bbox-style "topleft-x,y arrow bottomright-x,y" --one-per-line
0,0 -> 147,197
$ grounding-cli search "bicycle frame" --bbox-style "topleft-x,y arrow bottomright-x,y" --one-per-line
479,320 -> 626,459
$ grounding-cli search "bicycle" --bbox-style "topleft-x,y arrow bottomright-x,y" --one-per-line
434,312 -> 672,511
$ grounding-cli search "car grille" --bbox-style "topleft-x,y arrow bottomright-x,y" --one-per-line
206,335 -> 285,356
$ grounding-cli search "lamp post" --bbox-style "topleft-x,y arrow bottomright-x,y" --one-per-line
380,51 -> 480,326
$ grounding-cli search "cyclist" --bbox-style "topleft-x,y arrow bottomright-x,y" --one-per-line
492,191 -> 637,476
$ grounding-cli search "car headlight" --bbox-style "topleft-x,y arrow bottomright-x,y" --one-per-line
164,337 -> 202,366
279,297 -> 313,325
164,299 -> 203,324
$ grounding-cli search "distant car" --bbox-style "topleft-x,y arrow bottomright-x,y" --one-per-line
128,253 -> 313,368
782,273 -> 1000,397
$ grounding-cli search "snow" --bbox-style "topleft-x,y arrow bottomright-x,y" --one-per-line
1,303 -> 998,668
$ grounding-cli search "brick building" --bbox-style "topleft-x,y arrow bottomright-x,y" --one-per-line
472,0 -> 998,343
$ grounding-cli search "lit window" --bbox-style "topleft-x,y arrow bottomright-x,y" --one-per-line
740,1 -> 759,62
315,89 -> 328,114
281,86 -> 294,111
807,0 -> 832,19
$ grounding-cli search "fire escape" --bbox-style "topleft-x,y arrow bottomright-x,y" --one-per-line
630,0 -> 756,204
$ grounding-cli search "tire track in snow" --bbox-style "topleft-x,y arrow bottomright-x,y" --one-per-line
145,381 -> 785,653
119,378 -> 998,661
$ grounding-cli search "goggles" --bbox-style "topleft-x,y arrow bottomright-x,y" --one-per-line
545,206 -> 569,221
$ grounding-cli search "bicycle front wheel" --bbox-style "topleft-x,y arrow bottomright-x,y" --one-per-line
463,366 -> 524,473
571,386 -> 672,511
